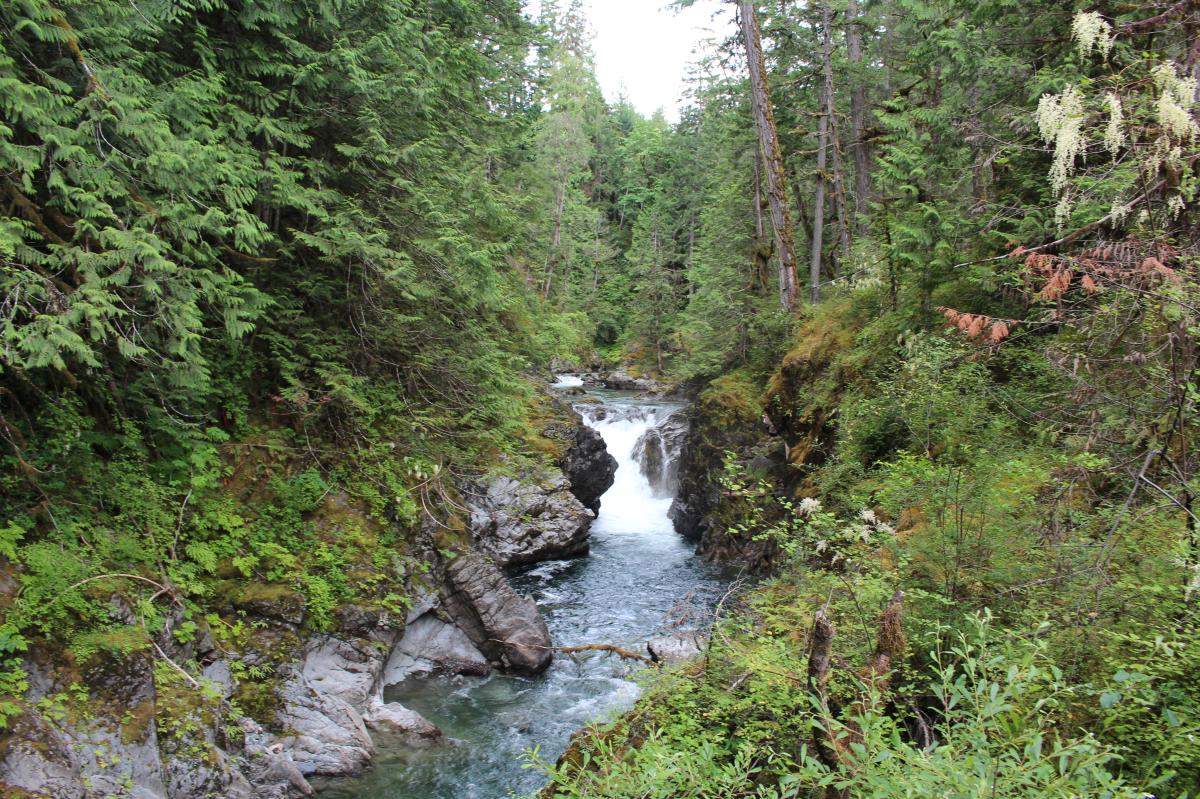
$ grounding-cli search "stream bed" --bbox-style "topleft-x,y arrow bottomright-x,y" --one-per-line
317,383 -> 727,798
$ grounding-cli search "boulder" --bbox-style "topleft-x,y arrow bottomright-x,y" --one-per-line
363,699 -> 443,741
647,632 -> 705,665
602,369 -> 659,392
383,609 -> 491,684
466,472 -> 593,568
560,423 -> 617,513
440,555 -> 553,676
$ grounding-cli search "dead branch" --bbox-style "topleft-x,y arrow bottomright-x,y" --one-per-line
555,644 -> 654,664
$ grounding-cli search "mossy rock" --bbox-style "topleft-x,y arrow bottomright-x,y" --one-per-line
215,581 -> 306,626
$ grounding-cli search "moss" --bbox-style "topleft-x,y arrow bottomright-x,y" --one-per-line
697,369 -> 764,427
763,301 -> 863,476
232,676 -> 283,730
119,698 -> 156,745
521,395 -> 580,464
217,581 -> 304,610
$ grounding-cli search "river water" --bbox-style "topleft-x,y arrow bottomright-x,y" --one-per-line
318,382 -> 726,798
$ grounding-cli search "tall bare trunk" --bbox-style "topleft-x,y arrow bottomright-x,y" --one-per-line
753,146 -> 765,241
740,0 -> 799,312
810,85 -> 829,305
543,182 -> 567,299
847,0 -> 871,233
821,0 -> 851,267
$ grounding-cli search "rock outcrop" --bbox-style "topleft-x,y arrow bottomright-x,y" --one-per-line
440,555 -> 553,676
669,375 -> 784,569
635,412 -> 688,497
0,593 -> 445,798
383,599 -> 491,684
601,369 -> 660,393
466,472 -> 594,568
560,423 -> 617,513
1,648 -> 311,799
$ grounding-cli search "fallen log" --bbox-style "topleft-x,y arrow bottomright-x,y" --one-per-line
555,643 -> 654,664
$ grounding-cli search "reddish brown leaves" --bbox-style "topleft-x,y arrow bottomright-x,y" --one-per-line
941,239 -> 1178,352
938,308 -> 1015,346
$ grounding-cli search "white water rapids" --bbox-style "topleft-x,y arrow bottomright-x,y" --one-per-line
319,385 -> 725,799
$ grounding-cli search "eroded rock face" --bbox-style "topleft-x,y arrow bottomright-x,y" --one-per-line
635,413 -> 688,498
669,397 -> 784,570
383,609 -> 491,684
560,423 -> 617,513
440,555 -> 552,676
275,631 -> 442,777
0,712 -> 88,799
466,472 -> 593,568
0,648 -> 309,799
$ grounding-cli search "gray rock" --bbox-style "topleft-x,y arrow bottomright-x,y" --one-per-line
647,632 -> 705,665
0,712 -> 87,799
201,659 -> 235,698
164,740 -> 254,799
635,413 -> 688,497
466,472 -> 593,568
560,422 -> 617,513
363,699 -> 443,741
383,610 -> 491,684
275,633 -> 442,777
0,652 -> 275,799
602,370 -> 660,392
237,717 -> 314,797
440,555 -> 553,676
275,675 -> 376,776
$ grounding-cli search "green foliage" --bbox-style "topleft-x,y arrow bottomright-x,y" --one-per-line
793,615 -> 1142,798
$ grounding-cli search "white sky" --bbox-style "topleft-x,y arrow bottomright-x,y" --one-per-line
530,0 -> 730,123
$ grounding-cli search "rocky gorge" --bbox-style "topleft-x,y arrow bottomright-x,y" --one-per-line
0,377 -> 753,799
0,392 -> 619,799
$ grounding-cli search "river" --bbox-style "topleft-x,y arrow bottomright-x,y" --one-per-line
318,380 -> 726,798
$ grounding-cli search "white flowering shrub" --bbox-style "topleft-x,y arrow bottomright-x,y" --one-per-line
718,453 -> 895,563
1037,12 -> 1199,228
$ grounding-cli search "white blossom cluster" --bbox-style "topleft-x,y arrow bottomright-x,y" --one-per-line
1104,93 -> 1124,157
1071,11 -> 1113,60
797,496 -> 822,517
1037,85 -> 1085,223
1152,64 -> 1199,141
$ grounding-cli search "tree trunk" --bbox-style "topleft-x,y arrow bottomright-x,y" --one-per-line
822,0 -> 851,268
543,182 -> 567,299
753,145 -> 765,241
740,0 -> 799,312
810,88 -> 828,305
847,0 -> 872,233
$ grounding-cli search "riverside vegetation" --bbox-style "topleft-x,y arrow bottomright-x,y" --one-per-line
1,1 -> 1199,798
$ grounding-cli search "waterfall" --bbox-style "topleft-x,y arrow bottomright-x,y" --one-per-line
552,374 -> 584,388
576,404 -> 679,536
